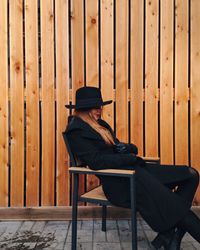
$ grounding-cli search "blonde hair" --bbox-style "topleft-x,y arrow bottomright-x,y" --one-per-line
74,110 -> 115,145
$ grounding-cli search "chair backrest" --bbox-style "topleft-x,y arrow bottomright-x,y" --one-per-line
62,132 -> 84,167
62,132 -> 78,167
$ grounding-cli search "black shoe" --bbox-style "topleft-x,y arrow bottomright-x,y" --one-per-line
151,229 -> 175,249
167,228 -> 185,250
151,234 -> 163,249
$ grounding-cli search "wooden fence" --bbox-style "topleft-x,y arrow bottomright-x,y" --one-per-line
0,0 -> 200,211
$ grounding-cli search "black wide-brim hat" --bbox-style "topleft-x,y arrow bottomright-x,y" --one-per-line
65,86 -> 112,110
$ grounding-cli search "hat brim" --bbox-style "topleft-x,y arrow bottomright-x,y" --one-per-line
65,100 -> 112,109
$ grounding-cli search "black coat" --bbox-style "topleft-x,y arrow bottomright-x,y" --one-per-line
65,116 -> 192,232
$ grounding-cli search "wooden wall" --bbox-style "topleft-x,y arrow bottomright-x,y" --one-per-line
0,0 -> 200,210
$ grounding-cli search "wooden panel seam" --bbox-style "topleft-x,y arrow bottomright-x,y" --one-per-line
7,88 -> 192,102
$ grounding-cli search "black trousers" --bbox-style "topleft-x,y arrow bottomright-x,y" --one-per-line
145,163 -> 200,242
166,167 -> 200,242
102,162 -> 199,233
165,166 -> 199,206
142,162 -> 199,207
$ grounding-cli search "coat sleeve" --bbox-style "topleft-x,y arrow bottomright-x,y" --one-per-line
67,130 -> 137,170
123,143 -> 138,155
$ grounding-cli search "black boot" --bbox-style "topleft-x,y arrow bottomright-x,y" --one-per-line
151,228 -> 185,250
178,210 -> 200,243
162,210 -> 200,249
151,229 -> 174,249
166,228 -> 185,250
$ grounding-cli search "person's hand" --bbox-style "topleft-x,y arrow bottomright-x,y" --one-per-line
113,143 -> 128,154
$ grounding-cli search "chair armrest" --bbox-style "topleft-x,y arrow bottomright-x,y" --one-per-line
142,156 -> 160,163
69,167 -> 135,178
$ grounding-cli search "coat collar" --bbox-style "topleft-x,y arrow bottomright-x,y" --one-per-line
65,115 -> 103,140
66,115 -> 89,132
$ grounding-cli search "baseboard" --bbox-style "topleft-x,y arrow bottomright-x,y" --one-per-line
0,206 -> 199,221
0,206 -> 132,221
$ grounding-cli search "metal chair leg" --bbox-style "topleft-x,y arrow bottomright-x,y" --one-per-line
72,174 -> 79,250
130,174 -> 137,250
102,205 -> 107,232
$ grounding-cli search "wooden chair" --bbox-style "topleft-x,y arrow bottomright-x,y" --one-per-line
62,132 -> 160,250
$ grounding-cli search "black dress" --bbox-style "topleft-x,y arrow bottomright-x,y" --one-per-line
65,116 -> 195,232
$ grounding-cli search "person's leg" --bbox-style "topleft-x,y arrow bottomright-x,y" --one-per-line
152,210 -> 200,249
151,167 -> 199,249
166,167 -> 199,248
144,164 -> 198,200
174,167 -> 199,204
148,165 -> 199,205
151,228 -> 175,249
178,210 -> 200,243
163,210 -> 200,250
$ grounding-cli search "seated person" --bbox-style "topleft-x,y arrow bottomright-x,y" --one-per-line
64,86 -> 200,249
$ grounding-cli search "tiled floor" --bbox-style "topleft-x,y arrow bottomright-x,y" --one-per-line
0,217 -> 199,250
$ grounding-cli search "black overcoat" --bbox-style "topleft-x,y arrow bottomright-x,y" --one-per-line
65,116 -> 192,232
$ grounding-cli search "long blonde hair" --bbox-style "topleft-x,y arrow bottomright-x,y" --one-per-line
74,110 -> 115,145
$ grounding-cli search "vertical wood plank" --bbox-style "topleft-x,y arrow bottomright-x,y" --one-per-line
130,0 -> 144,155
175,0 -> 188,165
71,0 -> 85,198
145,0 -> 159,157
55,0 -> 70,206
86,0 -> 99,87
115,0 -> 129,142
101,0 -> 114,128
160,0 -> 174,164
0,0 -> 8,207
41,0 -> 55,206
25,0 -> 40,207
10,0 -> 24,207
85,0 -> 99,191
71,0 -> 85,97
191,0 -> 200,203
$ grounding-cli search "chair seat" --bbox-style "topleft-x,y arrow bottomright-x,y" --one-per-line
80,185 -> 111,205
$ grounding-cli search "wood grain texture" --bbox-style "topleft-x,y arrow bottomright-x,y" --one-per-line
0,206 -> 133,220
115,0 -> 129,142
191,0 -> 200,203
69,167 -> 135,175
145,0 -> 158,157
55,0 -> 70,206
160,0 -> 174,164
81,186 -> 107,201
101,0 -> 114,127
71,0 -> 85,97
175,0 -> 188,165
86,0 -> 99,86
25,0 -> 40,207
130,0 -> 144,155
70,0 -> 85,198
10,0 -> 24,207
0,0 -> 200,209
85,0 -> 99,191
0,0 -> 8,207
40,0 -> 55,206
